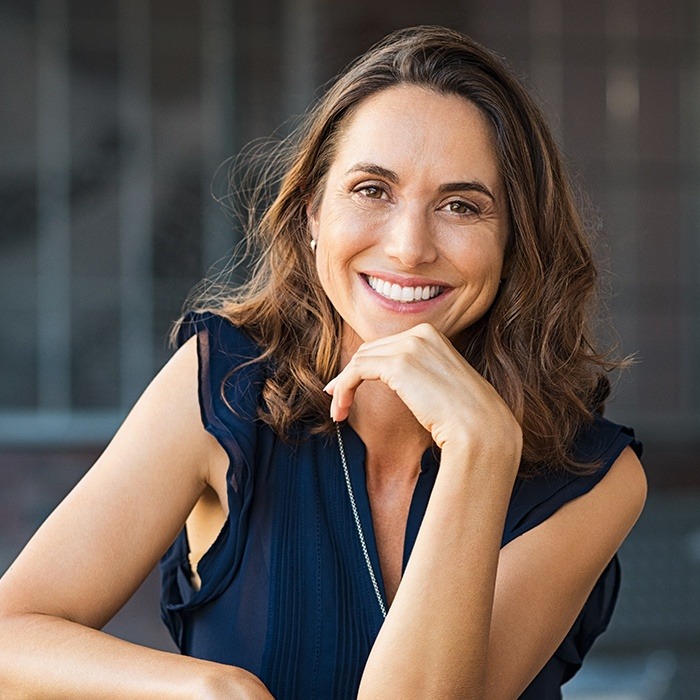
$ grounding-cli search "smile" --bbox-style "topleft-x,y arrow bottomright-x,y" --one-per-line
365,275 -> 445,303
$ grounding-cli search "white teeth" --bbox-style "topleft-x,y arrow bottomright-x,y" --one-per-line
366,276 -> 443,303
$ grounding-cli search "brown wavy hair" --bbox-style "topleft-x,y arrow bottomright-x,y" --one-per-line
176,25 -> 625,477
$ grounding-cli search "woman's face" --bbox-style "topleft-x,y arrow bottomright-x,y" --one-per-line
309,84 -> 509,361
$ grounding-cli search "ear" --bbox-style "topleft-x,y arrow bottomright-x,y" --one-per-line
306,201 -> 319,242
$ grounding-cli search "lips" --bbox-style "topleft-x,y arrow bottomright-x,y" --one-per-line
363,274 -> 446,303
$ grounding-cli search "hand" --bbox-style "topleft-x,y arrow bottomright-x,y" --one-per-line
324,323 -> 521,458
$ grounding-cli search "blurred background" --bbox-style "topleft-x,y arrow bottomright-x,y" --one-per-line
0,0 -> 698,697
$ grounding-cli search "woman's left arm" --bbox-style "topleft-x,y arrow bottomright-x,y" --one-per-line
325,324 -> 646,699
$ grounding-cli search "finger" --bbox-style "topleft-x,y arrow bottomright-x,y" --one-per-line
353,322 -> 444,354
330,350 -> 430,423
329,355 -> 392,422
326,330 -> 451,413
324,332 -> 433,395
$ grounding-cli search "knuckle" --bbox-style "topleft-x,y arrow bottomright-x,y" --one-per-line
351,352 -> 368,366
405,335 -> 424,353
414,322 -> 435,338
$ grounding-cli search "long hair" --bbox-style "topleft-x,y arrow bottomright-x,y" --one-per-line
176,25 -> 624,476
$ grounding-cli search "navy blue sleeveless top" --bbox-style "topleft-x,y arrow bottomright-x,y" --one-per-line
160,312 -> 643,699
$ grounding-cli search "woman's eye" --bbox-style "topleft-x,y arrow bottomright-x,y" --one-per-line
359,185 -> 384,199
444,200 -> 477,215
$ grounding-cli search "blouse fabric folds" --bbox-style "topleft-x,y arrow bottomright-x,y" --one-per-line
160,312 -> 643,699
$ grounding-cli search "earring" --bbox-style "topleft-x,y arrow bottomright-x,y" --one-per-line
310,239 -> 317,253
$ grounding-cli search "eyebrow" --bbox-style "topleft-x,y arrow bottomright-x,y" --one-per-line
437,181 -> 495,201
348,163 -> 399,183
347,162 -> 496,202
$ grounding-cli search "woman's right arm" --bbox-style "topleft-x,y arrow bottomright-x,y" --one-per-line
0,336 -> 273,699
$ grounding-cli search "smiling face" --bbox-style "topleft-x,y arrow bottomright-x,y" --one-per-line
308,84 -> 509,361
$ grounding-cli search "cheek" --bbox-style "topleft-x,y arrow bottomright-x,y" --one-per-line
317,207 -> 376,265
314,214 -> 355,295
452,235 -> 506,281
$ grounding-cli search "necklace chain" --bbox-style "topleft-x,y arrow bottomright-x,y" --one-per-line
335,422 -> 388,619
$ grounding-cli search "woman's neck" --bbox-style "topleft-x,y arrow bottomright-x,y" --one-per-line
346,380 -> 433,485
339,327 -> 432,482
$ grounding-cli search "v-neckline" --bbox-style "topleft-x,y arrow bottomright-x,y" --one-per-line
339,422 -> 440,617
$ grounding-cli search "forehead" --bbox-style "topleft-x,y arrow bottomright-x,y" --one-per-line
330,84 -> 500,185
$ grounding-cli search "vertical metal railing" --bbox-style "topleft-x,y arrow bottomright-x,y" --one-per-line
201,0 -> 236,272
680,0 -> 700,422
118,0 -> 154,408
6,0 -> 699,445
282,0 -> 317,118
529,0 -> 564,147
604,0 -> 640,411
36,0 -> 71,411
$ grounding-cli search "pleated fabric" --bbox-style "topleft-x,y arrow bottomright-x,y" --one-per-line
160,312 -> 643,699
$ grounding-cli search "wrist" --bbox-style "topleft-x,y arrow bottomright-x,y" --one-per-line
439,424 -> 522,481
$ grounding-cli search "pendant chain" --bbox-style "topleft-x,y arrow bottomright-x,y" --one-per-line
335,422 -> 388,619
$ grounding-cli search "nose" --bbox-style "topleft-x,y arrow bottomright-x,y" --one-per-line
383,203 -> 438,268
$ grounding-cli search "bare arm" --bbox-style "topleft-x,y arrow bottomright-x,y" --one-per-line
361,444 -> 645,699
483,445 -> 646,698
326,323 -> 646,699
0,337 -> 273,699
361,434 -> 517,699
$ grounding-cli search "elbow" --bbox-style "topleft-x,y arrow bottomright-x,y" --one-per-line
0,608 -> 41,645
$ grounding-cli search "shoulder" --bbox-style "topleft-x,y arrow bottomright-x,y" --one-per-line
564,414 -> 646,530
556,413 -> 646,529
171,311 -> 272,491
497,442 -> 646,647
175,310 -> 266,428
486,427 -> 646,697
123,331 -> 222,487
558,445 -> 646,552
504,414 -> 644,546
174,310 -> 261,359
502,426 -> 646,585
570,413 -> 642,466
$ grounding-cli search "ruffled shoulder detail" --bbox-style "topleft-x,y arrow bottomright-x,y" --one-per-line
175,310 -> 265,465
160,311 -> 267,647
504,415 -> 643,693
504,415 -> 642,547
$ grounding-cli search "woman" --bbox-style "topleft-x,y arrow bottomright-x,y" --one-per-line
0,26 -> 645,699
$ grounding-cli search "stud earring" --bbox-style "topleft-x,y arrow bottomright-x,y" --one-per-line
310,239 -> 317,253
